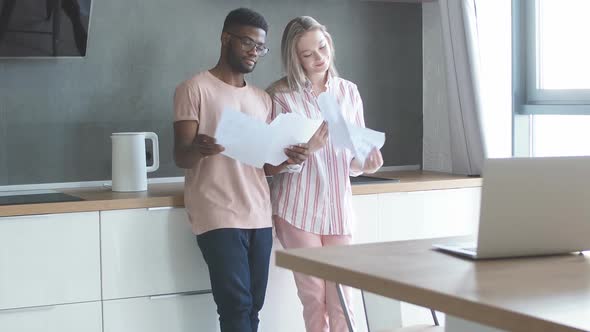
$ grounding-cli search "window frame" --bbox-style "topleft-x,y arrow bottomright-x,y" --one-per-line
514,0 -> 590,115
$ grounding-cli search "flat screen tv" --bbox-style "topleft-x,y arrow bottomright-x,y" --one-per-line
0,0 -> 92,57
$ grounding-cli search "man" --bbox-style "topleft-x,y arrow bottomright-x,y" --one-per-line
173,8 -> 308,332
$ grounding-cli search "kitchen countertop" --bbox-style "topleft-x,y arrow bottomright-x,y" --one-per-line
0,171 -> 481,218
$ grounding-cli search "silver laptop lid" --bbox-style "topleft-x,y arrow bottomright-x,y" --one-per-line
475,156 -> 590,258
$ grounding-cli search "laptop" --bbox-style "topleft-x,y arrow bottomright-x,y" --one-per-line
433,156 -> 590,259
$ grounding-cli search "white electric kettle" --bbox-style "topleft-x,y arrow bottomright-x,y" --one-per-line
111,132 -> 159,192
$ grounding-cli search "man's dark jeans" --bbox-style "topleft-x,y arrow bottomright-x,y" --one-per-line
197,227 -> 273,332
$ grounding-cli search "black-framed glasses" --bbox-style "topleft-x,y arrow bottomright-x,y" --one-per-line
226,32 -> 269,57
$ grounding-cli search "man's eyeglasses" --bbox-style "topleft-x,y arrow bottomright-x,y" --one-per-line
226,32 -> 269,57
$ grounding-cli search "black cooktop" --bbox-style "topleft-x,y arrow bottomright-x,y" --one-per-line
266,175 -> 399,185
349,175 -> 400,185
0,193 -> 84,206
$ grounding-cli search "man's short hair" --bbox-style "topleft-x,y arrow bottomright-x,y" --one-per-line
222,8 -> 268,33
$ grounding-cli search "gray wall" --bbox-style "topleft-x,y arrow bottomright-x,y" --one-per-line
0,0 -> 422,185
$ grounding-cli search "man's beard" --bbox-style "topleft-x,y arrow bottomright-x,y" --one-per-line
227,43 -> 255,74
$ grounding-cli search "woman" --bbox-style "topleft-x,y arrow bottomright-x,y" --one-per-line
265,16 -> 383,332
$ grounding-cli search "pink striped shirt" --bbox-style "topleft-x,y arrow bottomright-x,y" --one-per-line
269,76 -> 365,235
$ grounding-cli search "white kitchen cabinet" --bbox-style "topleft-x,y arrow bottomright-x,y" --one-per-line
420,187 -> 480,238
0,212 -> 100,310
352,194 -> 380,244
378,188 -> 481,242
351,194 -> 402,331
351,194 -> 403,331
259,239 -> 306,332
378,191 -> 429,241
378,187 -> 480,326
102,292 -> 218,332
0,301 -> 102,332
346,188 -> 481,329
100,207 -> 210,299
0,182 -> 480,332
260,195 -> 386,332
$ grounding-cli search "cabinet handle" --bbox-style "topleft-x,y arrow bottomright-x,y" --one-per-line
149,290 -> 212,300
147,206 -> 176,211
0,213 -> 56,221
0,305 -> 56,314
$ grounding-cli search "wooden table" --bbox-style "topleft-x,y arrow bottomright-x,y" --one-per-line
276,237 -> 590,332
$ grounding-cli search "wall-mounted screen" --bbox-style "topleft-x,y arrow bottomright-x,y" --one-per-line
0,0 -> 91,57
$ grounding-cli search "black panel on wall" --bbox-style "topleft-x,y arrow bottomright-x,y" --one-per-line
0,0 -> 92,57
0,0 -> 422,185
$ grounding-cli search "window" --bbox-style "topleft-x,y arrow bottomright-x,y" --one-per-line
534,0 -> 590,91
513,0 -> 590,157
532,115 -> 590,156
518,0 -> 590,114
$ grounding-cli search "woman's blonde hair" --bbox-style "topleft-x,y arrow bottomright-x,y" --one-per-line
274,16 -> 338,92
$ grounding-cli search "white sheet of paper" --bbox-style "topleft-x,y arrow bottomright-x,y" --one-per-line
267,113 -> 322,166
215,108 -> 270,168
317,93 -> 354,150
215,108 -> 322,167
347,125 -> 386,164
317,93 -> 386,165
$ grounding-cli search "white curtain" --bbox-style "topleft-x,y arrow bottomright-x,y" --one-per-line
438,0 -> 486,175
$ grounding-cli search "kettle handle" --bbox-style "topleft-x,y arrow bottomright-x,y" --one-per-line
144,132 -> 160,172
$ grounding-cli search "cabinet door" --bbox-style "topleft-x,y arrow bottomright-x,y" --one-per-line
0,301 -> 102,332
378,188 -> 480,242
0,212 -> 100,310
420,187 -> 480,238
351,194 -> 403,331
351,194 -> 380,244
103,292 -> 219,332
100,208 -> 210,299
259,239 -> 306,332
378,191 -> 428,241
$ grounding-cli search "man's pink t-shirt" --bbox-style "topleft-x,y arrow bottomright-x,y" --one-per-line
174,71 -> 272,235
